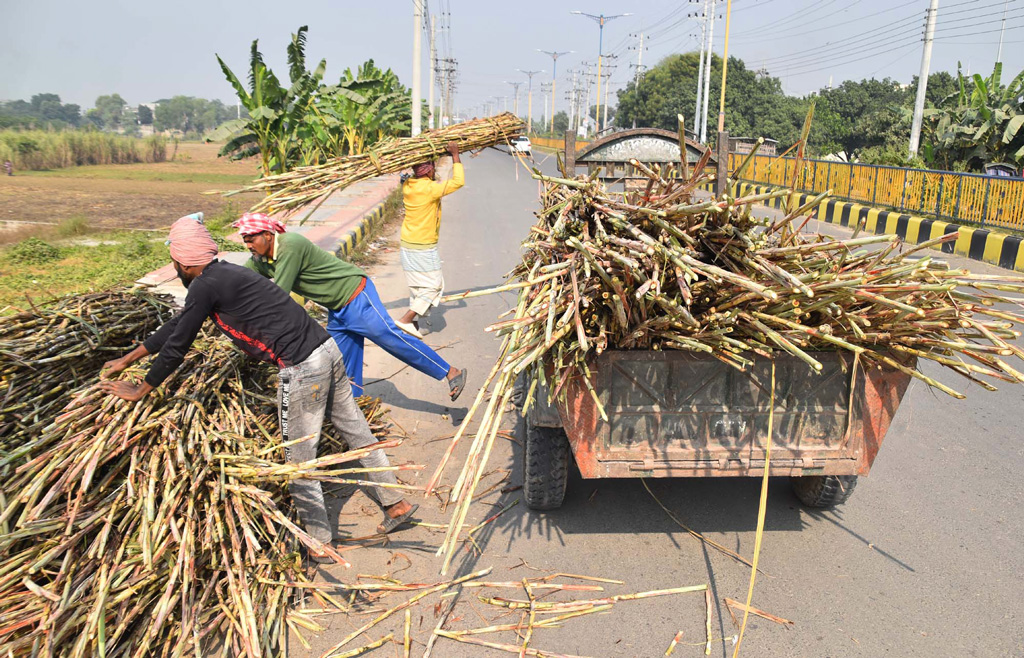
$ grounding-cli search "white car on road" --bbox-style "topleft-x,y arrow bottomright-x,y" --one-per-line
510,136 -> 532,156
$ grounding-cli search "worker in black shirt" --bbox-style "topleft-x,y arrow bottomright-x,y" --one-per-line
99,213 -> 419,561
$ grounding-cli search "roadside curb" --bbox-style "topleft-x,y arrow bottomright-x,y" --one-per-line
334,187 -> 399,259
705,181 -> 1024,272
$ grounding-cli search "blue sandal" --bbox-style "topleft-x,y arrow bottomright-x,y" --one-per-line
377,503 -> 419,535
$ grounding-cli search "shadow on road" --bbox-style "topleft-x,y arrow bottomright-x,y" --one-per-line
364,379 -> 465,423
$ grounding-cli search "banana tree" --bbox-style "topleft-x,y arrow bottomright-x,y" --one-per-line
316,60 -> 413,155
923,62 -> 1024,171
208,26 -> 366,175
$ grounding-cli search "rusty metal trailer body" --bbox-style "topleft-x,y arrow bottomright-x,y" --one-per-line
522,350 -> 914,510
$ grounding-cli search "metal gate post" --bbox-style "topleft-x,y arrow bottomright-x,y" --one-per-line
980,178 -> 992,227
899,169 -> 909,211
935,176 -> 945,219
871,166 -> 879,206
954,175 -> 964,222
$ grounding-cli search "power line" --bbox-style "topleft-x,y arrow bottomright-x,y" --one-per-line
730,3 -> 918,42
754,12 -> 922,66
774,34 -> 924,77
933,20 -> 1024,38
731,0 -> 840,35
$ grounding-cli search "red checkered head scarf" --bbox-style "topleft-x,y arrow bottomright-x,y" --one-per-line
413,161 -> 434,178
167,213 -> 218,267
233,212 -> 287,237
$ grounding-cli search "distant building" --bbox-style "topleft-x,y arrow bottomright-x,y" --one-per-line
729,136 -> 778,156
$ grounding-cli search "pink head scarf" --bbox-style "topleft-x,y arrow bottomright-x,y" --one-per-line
167,213 -> 218,266
233,212 -> 286,237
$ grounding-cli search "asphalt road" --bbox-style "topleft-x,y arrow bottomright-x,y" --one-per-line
294,150 -> 1024,658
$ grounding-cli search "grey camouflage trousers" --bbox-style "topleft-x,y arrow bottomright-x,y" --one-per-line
277,339 -> 403,543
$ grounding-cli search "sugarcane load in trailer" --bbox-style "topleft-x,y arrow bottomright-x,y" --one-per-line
496,127 -> 1020,512
428,117 -> 1024,574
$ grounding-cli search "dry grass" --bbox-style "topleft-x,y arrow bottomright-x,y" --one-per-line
0,143 -> 260,233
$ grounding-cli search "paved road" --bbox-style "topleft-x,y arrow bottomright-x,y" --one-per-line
295,150 -> 1024,658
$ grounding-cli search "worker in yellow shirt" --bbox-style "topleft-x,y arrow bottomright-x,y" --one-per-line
395,141 -> 464,338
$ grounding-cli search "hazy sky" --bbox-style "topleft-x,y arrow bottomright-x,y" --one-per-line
2,0 -> 1022,115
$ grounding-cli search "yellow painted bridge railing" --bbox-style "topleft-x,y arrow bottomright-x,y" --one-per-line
728,153 -> 1024,232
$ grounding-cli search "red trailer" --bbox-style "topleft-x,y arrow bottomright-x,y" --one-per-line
521,350 -> 914,510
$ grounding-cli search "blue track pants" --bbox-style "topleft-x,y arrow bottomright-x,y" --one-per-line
327,278 -> 451,397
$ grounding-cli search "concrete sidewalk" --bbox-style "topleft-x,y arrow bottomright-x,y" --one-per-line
137,175 -> 400,302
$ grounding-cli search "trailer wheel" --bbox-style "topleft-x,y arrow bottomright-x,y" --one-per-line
524,424 -> 570,511
791,475 -> 858,508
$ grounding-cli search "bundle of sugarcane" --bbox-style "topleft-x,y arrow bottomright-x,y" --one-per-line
0,334 -> 417,658
427,146 -> 1024,574
228,112 -> 525,216
0,290 -> 175,455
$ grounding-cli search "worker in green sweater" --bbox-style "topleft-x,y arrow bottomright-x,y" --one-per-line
234,213 -> 467,401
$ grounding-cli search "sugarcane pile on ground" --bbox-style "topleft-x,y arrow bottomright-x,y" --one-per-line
428,155 -> 1024,573
229,112 -> 525,216
0,290 -> 175,454
0,292 -> 412,657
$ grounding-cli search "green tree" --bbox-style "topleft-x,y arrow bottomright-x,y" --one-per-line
615,53 -> 805,148
94,94 -> 127,129
210,26 -> 335,175
552,110 -> 569,136
318,59 -> 411,156
137,105 -> 153,125
30,94 -> 61,112
815,78 -> 911,156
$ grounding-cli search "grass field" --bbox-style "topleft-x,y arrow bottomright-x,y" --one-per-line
0,142 -> 259,234
0,142 -> 256,309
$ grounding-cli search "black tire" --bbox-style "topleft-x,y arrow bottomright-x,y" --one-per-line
791,475 -> 858,508
524,424 -> 571,510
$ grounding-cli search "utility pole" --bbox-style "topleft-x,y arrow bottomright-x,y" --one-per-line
428,14 -> 436,130
601,59 -> 616,134
629,32 -> 646,85
571,11 -> 632,135
694,0 -> 709,138
540,83 -> 553,131
909,0 -> 939,157
506,81 -> 522,116
566,69 -> 578,132
518,69 -> 543,133
538,49 -> 572,136
717,0 -> 733,133
700,0 -> 717,144
997,0 -> 1009,63
411,0 -> 423,136
583,63 -> 594,136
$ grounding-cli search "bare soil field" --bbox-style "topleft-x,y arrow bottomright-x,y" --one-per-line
0,143 -> 260,236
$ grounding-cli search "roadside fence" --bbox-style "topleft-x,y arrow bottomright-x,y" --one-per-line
728,153 -> 1024,232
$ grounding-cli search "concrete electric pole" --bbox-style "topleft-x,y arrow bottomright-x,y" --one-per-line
694,0 -> 709,138
412,0 -> 423,136
700,0 -> 717,144
518,69 -> 543,133
538,49 -> 572,136
997,0 -> 1009,64
428,14 -> 436,130
505,81 -> 523,116
909,0 -> 939,158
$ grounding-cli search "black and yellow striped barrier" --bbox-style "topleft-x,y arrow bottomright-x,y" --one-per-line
704,181 -> 1024,272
